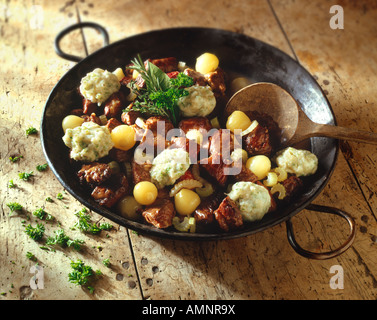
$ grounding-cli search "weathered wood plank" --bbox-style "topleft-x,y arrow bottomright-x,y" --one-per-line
0,0 -> 141,300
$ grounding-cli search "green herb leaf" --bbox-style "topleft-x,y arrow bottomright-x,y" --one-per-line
7,202 -> 23,213
18,171 -> 34,181
25,223 -> 45,241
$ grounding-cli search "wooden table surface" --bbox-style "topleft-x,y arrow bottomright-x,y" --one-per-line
1,0 -> 377,301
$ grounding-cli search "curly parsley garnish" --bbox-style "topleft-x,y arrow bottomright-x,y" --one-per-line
7,202 -> 23,213
125,55 -> 194,126
36,163 -> 48,172
68,260 -> 102,293
74,208 -> 112,234
25,223 -> 45,241
46,229 -> 84,251
26,127 -> 38,136
9,155 -> 23,163
18,171 -> 34,181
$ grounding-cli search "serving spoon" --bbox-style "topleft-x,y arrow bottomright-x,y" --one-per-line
225,82 -> 377,147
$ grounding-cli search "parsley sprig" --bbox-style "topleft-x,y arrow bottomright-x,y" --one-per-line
74,208 -> 112,234
125,55 -> 194,126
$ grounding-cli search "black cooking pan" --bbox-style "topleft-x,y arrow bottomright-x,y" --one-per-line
41,23 -> 355,259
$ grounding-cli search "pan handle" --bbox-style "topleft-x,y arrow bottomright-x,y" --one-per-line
286,204 -> 356,260
54,22 -> 109,62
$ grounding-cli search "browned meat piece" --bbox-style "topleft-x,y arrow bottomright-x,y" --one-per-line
77,162 -> 112,186
104,91 -> 125,118
169,136 -> 199,162
214,196 -> 243,232
178,117 -> 212,134
209,129 -> 235,164
83,99 -> 97,115
142,198 -> 175,228
245,111 -> 281,149
105,118 -> 122,132
131,158 -> 152,184
167,71 -> 179,79
204,68 -> 226,97
145,116 -> 174,137
108,147 -> 132,163
81,113 -> 101,125
120,74 -> 133,86
134,73 -> 146,88
242,124 -> 273,157
121,109 -> 142,125
176,168 -> 195,182
91,173 -> 129,208
183,68 -> 206,86
70,108 -> 83,116
200,156 -> 229,186
194,192 -> 225,225
233,164 -> 258,183
280,175 -> 303,201
149,57 -> 178,73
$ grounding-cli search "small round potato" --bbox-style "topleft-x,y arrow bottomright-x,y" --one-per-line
195,52 -> 219,74
133,181 -> 158,206
226,110 -> 252,132
62,115 -> 84,132
246,155 -> 271,180
117,195 -> 142,220
111,124 -> 136,151
174,188 -> 201,216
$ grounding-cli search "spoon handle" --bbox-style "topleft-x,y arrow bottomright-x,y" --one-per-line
311,122 -> 377,145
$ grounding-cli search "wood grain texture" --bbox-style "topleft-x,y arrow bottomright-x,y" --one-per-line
1,0 -> 376,300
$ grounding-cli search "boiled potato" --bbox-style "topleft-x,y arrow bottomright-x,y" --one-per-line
117,195 -> 142,221
246,155 -> 271,180
113,67 -> 125,81
195,53 -> 219,74
111,124 -> 136,151
226,110 -> 252,132
174,188 -> 201,216
133,181 -> 158,205
62,115 -> 84,132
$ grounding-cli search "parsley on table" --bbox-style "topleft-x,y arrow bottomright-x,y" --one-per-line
36,163 -> 48,171
56,193 -> 64,200
9,155 -> 23,163
68,260 -> 101,293
25,223 -> 45,241
26,252 -> 37,262
26,127 -> 38,136
74,208 -> 113,234
102,258 -> 111,268
7,202 -> 23,213
46,229 -> 84,251
18,171 -> 34,181
32,208 -> 54,221
7,180 -> 16,188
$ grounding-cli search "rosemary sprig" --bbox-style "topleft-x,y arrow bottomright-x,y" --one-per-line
125,55 -> 193,126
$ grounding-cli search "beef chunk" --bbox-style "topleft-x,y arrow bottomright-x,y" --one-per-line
242,124 -> 272,157
142,198 -> 175,228
194,192 -> 225,225
214,196 -> 243,232
77,162 -> 112,186
91,173 -> 129,208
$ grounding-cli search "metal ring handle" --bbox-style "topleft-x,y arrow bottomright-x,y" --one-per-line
286,204 -> 356,260
54,22 -> 109,62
